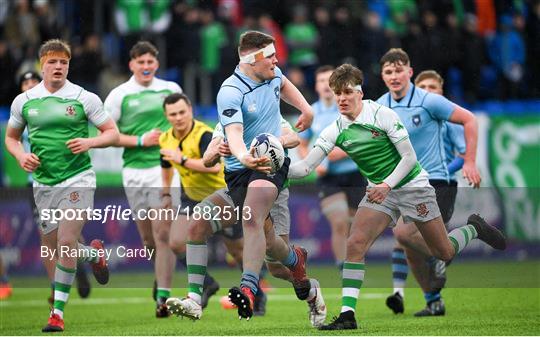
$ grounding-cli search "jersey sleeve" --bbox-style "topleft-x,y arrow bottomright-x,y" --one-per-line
217,86 -> 243,127
447,122 -> 466,154
8,94 -> 27,129
198,131 -> 213,155
82,91 -> 109,126
280,117 -> 293,130
212,123 -> 225,139
314,121 -> 339,154
423,93 -> 454,121
378,106 -> 410,144
160,155 -> 172,168
169,81 -> 183,94
103,87 -> 123,122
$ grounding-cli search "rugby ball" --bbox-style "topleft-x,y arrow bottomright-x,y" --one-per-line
250,133 -> 285,173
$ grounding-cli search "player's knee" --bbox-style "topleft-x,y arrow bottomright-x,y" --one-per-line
330,219 -> 350,236
57,237 -> 76,250
187,220 -> 209,241
169,238 -> 186,255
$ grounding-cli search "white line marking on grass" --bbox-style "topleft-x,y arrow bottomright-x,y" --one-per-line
0,293 -> 386,307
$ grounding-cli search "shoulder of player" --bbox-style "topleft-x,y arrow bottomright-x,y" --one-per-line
152,77 -> 182,93
159,127 -> 175,145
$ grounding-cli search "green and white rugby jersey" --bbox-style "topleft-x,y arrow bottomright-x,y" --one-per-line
9,81 -> 108,186
315,100 -> 422,189
104,76 -> 182,169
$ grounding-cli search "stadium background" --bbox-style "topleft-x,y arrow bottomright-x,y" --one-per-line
0,0 -> 538,275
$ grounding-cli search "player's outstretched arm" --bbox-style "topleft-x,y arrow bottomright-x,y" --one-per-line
288,146 -> 326,179
161,166 -> 174,209
448,105 -> 481,187
66,119 -> 119,154
280,76 -> 313,131
5,126 -> 40,173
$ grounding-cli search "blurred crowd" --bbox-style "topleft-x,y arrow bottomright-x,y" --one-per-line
0,0 -> 539,109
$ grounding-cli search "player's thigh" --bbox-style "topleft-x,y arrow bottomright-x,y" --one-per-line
269,188 -> 290,237
393,217 -> 420,240
244,179 -> 278,221
169,214 -> 189,244
348,206 -> 393,255
320,192 -> 350,225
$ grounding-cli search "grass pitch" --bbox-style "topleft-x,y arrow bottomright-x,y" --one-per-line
1,261 -> 539,335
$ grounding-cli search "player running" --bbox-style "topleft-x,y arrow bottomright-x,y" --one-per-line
298,65 -> 367,270
104,41 -> 181,317
288,64 -> 506,330
377,49 -> 473,316
166,119 -> 326,327
217,30 -> 313,320
5,39 -> 118,332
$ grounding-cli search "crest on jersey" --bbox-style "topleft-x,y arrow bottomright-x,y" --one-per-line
415,203 -> 429,217
371,130 -> 381,138
412,114 -> 421,126
69,191 -> 80,203
65,105 -> 75,116
274,86 -> 280,100
248,103 -> 257,112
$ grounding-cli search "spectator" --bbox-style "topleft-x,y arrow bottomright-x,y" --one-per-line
313,6 -> 337,66
487,14 -> 526,99
3,0 -> 40,61
460,14 -> 485,103
69,34 -> 105,94
0,39 -> 18,106
284,5 -> 318,86
259,14 -> 288,67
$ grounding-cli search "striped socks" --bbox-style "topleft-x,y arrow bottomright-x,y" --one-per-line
52,263 -> 76,319
341,262 -> 365,313
391,248 -> 408,297
186,242 -> 208,305
76,243 -> 99,264
448,225 -> 478,254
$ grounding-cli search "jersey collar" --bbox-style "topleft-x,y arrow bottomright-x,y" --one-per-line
234,66 -> 269,87
388,82 -> 415,108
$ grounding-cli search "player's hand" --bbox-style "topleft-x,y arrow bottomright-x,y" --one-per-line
315,165 -> 327,177
295,111 -> 313,132
17,153 -> 40,173
160,148 -> 182,164
367,183 -> 391,204
462,161 -> 481,188
142,129 -> 162,147
66,138 -> 94,154
241,147 -> 272,174
161,194 -> 172,209
218,140 -> 232,157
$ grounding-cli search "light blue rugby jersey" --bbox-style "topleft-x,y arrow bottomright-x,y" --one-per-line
377,83 -> 455,181
443,122 -> 466,181
217,65 -> 283,172
300,100 -> 358,174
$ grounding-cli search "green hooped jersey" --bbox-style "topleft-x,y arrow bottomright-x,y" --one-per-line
104,76 -> 182,168
9,81 -> 108,185
315,100 -> 422,189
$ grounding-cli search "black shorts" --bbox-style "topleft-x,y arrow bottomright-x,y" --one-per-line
179,192 -> 199,215
429,179 -> 458,224
224,157 -> 290,210
316,171 -> 367,209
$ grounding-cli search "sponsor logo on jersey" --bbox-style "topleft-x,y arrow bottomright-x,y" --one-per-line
222,109 -> 238,118
342,140 -> 353,147
65,105 -> 75,116
69,191 -> 80,203
28,109 -> 39,116
412,114 -> 421,126
128,99 -> 140,107
415,203 -> 429,217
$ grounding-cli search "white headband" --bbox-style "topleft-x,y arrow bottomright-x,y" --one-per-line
239,44 -> 276,64
348,84 -> 362,92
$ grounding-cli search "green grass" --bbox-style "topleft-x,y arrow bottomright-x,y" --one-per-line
1,261 -> 539,335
